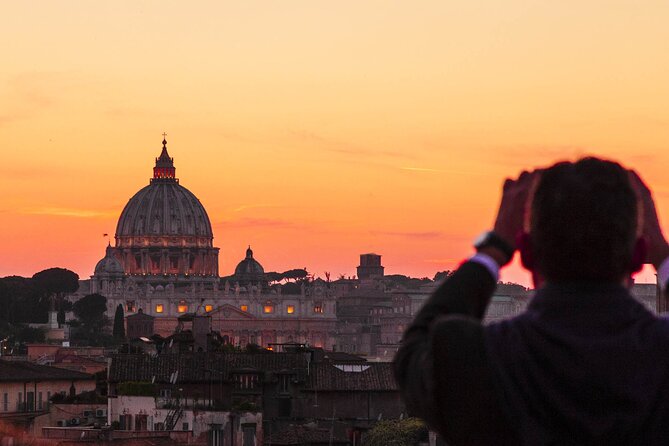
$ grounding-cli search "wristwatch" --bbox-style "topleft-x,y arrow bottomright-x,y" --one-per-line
473,231 -> 515,265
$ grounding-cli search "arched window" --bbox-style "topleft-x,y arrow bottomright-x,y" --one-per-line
177,300 -> 188,313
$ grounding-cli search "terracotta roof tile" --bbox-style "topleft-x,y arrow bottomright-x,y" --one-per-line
266,425 -> 348,445
307,362 -> 397,391
109,352 -> 308,383
0,360 -> 93,382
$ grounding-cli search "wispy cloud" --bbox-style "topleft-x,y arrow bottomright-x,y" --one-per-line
399,166 -> 446,173
484,145 -> 591,167
217,217 -> 303,230
19,207 -> 116,218
398,166 -> 488,176
424,258 -> 460,265
232,204 -> 282,213
0,72 -> 67,128
289,129 -> 415,161
373,230 -> 443,239
0,165 -> 64,180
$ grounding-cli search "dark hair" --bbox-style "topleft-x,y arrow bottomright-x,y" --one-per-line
530,157 -> 638,282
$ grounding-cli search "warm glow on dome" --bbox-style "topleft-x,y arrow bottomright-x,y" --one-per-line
110,138 -> 220,281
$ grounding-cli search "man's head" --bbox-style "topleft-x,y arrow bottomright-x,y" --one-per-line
522,157 -> 642,283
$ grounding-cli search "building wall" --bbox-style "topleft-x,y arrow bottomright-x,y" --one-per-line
76,278 -> 340,348
295,391 -> 404,421
31,403 -> 107,436
0,379 -> 95,415
25,344 -> 61,361
108,395 -> 262,443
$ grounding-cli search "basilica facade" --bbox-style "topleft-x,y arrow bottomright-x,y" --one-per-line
75,138 -> 337,349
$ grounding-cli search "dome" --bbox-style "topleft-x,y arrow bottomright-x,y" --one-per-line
115,182 -> 213,245
95,244 -> 124,276
234,246 -> 265,283
114,138 -> 214,249
108,137 -> 220,281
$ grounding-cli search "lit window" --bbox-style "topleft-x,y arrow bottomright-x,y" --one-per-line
177,301 -> 188,313
205,305 -> 213,313
263,305 -> 274,314
313,305 -> 323,314
240,305 -> 248,312
155,304 -> 164,313
286,305 -> 295,314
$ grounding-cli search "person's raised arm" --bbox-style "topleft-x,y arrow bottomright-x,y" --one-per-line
629,170 -> 669,286
393,170 -> 537,431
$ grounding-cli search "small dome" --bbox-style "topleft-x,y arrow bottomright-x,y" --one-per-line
94,245 -> 124,276
234,246 -> 265,283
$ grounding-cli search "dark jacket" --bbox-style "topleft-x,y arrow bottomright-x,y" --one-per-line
394,261 -> 669,445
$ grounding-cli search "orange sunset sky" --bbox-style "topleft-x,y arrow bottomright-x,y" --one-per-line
2,1 -> 669,287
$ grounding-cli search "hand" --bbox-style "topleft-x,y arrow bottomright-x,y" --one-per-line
628,170 -> 669,269
493,170 -> 541,251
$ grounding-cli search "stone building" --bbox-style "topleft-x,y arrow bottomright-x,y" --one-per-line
108,351 -> 402,442
0,361 -> 95,417
71,137 -> 338,350
126,310 -> 155,340
357,253 -> 384,280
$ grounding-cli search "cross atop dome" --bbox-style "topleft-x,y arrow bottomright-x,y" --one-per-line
152,133 -> 178,183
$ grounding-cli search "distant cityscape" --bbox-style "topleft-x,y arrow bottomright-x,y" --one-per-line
0,139 -> 662,446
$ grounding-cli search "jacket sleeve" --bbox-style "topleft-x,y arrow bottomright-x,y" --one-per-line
393,261 -> 497,430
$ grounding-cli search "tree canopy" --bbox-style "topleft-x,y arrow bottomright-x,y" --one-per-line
264,268 -> 308,284
0,276 -> 40,324
383,274 -> 432,290
433,270 -> 454,282
32,267 -> 79,297
363,418 -> 427,446
73,293 -> 107,327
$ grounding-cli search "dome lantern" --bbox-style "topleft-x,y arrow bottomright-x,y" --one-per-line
152,134 -> 177,183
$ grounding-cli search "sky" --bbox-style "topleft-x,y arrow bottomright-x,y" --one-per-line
1,1 -> 669,286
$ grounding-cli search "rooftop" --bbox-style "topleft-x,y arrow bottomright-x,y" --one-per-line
109,352 -> 309,383
0,360 -> 93,382
307,362 -> 397,391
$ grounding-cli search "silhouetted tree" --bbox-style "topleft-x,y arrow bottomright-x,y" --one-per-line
383,274 -> 432,290
363,418 -> 427,446
282,269 -> 308,282
433,270 -> 454,282
113,304 -> 125,341
264,272 -> 283,283
73,293 -> 107,333
32,268 -> 79,297
32,268 -> 79,324
0,276 -> 41,324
